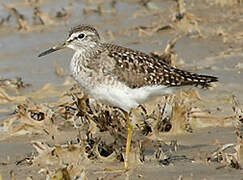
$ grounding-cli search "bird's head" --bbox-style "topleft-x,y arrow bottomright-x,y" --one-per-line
38,24 -> 100,57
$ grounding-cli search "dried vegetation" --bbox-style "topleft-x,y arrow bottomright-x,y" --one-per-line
0,0 -> 242,179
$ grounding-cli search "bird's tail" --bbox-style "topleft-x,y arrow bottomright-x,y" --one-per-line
172,68 -> 218,88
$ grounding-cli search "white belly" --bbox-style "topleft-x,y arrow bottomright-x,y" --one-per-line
90,83 -> 173,112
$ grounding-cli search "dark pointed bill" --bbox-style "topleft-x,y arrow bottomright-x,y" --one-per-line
38,48 -> 58,57
38,42 -> 67,57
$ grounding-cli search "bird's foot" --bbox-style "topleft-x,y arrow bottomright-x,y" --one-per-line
94,167 -> 129,174
94,161 -> 130,174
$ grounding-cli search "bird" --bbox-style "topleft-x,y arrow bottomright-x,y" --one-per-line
38,24 -> 218,170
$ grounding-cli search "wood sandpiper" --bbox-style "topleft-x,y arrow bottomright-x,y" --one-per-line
38,24 -> 218,170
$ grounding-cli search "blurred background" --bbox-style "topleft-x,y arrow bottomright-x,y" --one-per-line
0,0 -> 242,179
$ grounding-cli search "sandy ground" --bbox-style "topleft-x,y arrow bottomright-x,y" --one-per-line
0,0 -> 242,179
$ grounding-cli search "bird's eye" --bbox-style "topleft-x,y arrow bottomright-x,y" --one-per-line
78,33 -> 85,39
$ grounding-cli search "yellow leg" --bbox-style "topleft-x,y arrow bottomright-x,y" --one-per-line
94,111 -> 133,174
124,111 -> 133,169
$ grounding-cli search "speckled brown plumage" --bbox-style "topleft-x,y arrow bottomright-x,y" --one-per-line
67,25 -> 218,89
103,43 -> 218,89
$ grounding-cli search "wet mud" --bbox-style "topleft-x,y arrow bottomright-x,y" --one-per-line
0,0 -> 242,179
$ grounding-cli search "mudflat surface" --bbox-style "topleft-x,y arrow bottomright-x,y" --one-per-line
0,0 -> 242,179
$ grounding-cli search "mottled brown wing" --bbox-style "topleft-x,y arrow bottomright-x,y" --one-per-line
104,43 -> 218,89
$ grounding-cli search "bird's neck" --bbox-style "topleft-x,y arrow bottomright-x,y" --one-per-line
74,42 -> 104,60
70,42 -> 104,75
